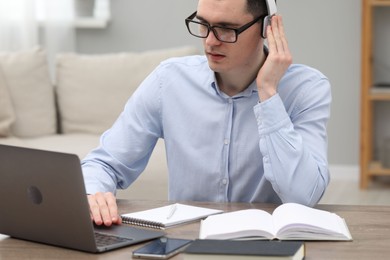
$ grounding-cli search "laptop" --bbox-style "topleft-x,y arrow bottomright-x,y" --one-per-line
0,144 -> 164,253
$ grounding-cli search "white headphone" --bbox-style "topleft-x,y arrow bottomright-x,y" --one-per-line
262,0 -> 277,38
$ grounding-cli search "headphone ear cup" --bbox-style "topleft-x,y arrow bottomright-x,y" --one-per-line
262,16 -> 270,38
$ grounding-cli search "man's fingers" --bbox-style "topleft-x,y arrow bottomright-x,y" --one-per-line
266,24 -> 276,53
278,16 -> 289,50
96,192 -> 112,225
87,192 -> 120,226
257,15 -> 292,101
88,193 -> 103,225
103,192 -> 122,224
267,15 -> 292,66
268,16 -> 290,55
270,16 -> 283,53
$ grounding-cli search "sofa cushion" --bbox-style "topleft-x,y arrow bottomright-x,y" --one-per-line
0,65 -> 15,137
0,133 -> 100,159
0,135 -> 169,200
0,47 -> 56,137
56,46 -> 199,134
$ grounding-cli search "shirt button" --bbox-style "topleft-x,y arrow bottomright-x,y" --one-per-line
222,179 -> 228,185
228,98 -> 233,104
224,139 -> 229,145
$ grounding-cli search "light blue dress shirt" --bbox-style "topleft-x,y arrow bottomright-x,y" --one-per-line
82,55 -> 331,206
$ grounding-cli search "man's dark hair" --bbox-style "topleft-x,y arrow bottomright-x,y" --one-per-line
246,0 -> 274,17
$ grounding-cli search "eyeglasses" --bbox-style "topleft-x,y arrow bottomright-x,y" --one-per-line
185,11 -> 264,43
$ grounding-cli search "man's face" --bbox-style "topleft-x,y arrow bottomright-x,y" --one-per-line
196,0 -> 264,75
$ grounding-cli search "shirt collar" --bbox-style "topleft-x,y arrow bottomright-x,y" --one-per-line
210,72 -> 258,99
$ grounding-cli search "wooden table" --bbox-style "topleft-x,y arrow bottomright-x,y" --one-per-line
1,200 -> 390,259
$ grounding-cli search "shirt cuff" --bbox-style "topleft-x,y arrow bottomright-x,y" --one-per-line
254,94 -> 290,134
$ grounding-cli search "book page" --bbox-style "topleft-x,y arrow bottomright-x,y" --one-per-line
199,209 -> 275,240
272,203 -> 351,240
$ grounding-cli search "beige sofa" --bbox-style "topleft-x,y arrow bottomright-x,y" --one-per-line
0,46 -> 199,200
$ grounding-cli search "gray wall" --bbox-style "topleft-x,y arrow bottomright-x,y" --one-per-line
76,0 -> 362,166
76,0 -> 201,53
280,0 -> 361,166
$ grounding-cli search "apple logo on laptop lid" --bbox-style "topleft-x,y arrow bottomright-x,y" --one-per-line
27,186 -> 43,205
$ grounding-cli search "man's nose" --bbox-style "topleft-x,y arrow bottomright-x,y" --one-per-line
205,29 -> 222,46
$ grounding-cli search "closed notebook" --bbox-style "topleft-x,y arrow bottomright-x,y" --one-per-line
183,239 -> 305,260
121,203 -> 223,229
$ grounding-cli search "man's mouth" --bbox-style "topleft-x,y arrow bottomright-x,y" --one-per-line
207,52 -> 225,61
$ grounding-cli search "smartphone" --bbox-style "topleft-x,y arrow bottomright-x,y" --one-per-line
132,237 -> 192,259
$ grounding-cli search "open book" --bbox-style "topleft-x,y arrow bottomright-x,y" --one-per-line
199,203 -> 352,241
121,203 -> 223,229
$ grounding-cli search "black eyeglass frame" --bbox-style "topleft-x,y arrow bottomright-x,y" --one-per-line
185,11 -> 265,43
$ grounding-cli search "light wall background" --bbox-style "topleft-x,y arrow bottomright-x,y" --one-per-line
75,0 -> 362,166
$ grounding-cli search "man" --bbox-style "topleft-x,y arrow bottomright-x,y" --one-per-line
83,0 -> 331,226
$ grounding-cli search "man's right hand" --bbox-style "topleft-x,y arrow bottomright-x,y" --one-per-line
87,192 -> 122,226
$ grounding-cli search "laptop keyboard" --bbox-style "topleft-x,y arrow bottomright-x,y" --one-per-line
94,232 -> 133,247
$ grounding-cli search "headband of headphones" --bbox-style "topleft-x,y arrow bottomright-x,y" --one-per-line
262,0 -> 277,38
266,0 -> 277,16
